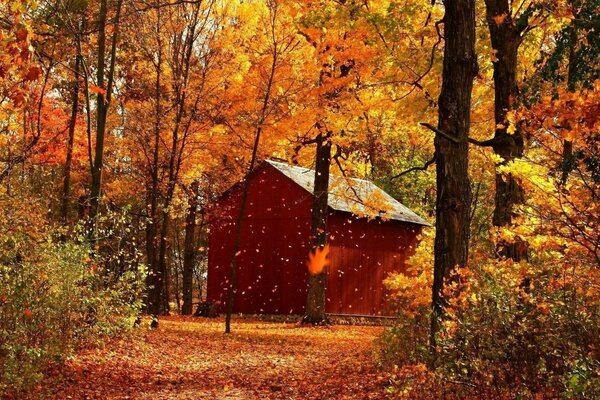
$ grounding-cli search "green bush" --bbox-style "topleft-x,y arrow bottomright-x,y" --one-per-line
0,239 -> 146,394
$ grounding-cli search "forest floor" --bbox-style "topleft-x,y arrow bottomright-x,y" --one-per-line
35,316 -> 390,399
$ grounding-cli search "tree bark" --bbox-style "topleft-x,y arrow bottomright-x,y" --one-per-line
430,0 -> 477,354
303,133 -> 332,324
60,53 -> 81,223
484,0 -> 527,261
182,180 -> 199,315
561,17 -> 578,186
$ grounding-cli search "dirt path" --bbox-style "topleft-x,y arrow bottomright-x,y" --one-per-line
37,316 -> 390,399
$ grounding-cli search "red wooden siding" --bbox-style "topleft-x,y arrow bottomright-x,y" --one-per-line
327,212 -> 421,315
206,166 -> 313,314
206,163 -> 423,316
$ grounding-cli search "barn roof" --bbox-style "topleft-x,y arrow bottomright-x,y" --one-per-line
265,160 -> 430,226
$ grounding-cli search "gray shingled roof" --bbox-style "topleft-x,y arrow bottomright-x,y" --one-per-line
265,160 -> 430,226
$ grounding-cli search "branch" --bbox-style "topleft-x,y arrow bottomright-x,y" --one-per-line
333,146 -> 363,203
391,155 -> 436,180
420,122 -> 459,143
468,137 -> 497,147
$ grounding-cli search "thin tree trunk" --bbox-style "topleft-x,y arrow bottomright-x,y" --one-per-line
152,3 -> 203,322
302,133 -> 331,324
172,251 -> 181,314
60,53 -> 81,223
225,24 -> 279,333
430,0 -> 477,357
561,19 -> 578,186
89,0 -> 123,240
182,180 -> 199,315
147,0 -> 163,327
158,214 -> 171,314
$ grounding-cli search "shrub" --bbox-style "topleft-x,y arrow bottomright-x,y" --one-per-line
0,239 -> 146,394
380,257 -> 600,399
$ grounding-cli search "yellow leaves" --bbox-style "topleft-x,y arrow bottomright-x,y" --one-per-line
506,112 -> 516,134
231,53 -> 252,83
236,2 -> 261,30
385,270 -> 432,318
489,153 -> 505,165
306,244 -> 330,275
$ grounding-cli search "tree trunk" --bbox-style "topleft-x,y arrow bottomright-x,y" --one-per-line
484,0 -> 527,261
224,6 -> 279,332
303,133 -> 331,324
89,0 -> 123,240
158,212 -> 172,315
88,0 -> 107,237
561,18 -> 578,186
146,1 -> 163,327
60,53 -> 81,223
182,180 -> 199,315
430,0 -> 477,354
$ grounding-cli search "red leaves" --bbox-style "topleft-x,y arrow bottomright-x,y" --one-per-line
24,65 -> 41,81
15,28 -> 28,41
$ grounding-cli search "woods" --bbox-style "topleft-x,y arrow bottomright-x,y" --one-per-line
1,0 -> 598,398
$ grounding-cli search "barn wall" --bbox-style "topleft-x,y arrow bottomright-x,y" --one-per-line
327,213 -> 421,315
206,165 -> 313,314
207,163 -> 424,316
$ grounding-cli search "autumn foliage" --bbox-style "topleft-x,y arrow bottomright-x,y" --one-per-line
0,0 -> 599,397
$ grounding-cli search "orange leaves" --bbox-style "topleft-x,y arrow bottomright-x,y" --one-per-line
36,316 -> 387,399
89,85 -> 107,95
492,13 -> 508,26
306,244 -> 330,275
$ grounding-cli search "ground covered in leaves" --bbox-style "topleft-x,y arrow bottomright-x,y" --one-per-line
34,316 -> 389,399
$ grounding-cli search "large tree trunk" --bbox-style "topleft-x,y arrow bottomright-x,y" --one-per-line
60,53 -> 81,223
430,0 -> 477,353
303,133 -> 332,325
182,180 -> 199,315
484,0 -> 527,261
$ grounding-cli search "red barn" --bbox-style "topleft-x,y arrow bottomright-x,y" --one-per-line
206,160 -> 429,316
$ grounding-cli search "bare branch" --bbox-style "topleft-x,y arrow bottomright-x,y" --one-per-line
391,155 -> 436,180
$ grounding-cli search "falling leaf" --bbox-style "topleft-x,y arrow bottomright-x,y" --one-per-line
307,244 -> 330,275
89,85 -> 107,95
